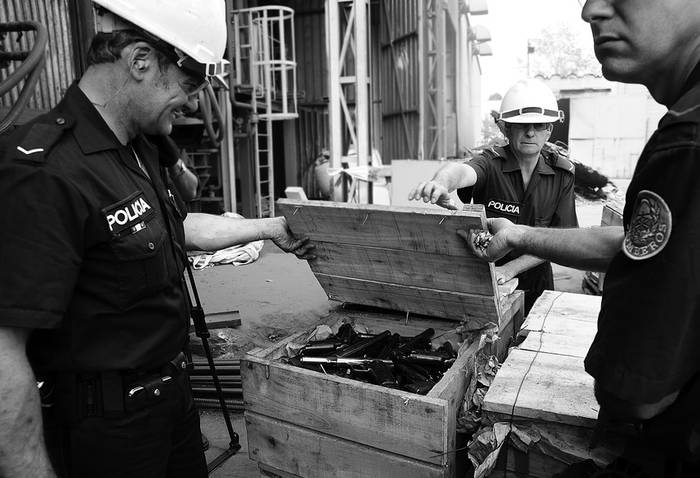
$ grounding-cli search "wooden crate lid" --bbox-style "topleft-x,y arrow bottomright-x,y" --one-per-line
278,199 -> 500,328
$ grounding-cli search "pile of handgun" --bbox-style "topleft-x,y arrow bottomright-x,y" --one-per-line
285,323 -> 457,394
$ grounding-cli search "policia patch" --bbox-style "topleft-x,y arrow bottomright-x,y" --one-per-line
623,190 -> 672,260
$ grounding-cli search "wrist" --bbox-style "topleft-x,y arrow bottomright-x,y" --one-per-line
507,225 -> 527,252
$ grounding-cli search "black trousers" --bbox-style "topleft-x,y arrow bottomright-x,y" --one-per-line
43,372 -> 207,478
517,261 -> 554,315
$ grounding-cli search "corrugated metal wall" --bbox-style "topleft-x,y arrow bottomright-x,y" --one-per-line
1,0 -> 76,110
379,0 -> 420,160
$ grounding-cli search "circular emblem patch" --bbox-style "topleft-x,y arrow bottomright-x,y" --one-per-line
623,190 -> 672,260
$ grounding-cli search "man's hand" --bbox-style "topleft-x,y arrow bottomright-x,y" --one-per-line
408,180 -> 458,210
494,264 -> 517,285
270,217 -> 316,260
457,217 -> 518,262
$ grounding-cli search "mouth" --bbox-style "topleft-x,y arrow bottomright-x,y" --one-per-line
593,34 -> 622,48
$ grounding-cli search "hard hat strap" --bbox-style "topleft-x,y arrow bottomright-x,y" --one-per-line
499,107 -> 561,120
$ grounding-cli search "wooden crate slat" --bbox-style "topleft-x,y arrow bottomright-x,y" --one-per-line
316,274 -> 499,326
482,348 -> 599,428
309,241 -> 494,295
517,330 -> 595,359
521,291 -> 601,333
246,412 -> 445,478
242,357 -> 450,465
278,200 -> 490,260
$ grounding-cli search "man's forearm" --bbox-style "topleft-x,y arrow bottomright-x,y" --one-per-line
432,162 -> 477,191
509,225 -> 624,272
0,327 -> 55,478
184,213 -> 282,251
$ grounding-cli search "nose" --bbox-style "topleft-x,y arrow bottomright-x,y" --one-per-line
523,124 -> 536,135
184,96 -> 199,114
582,0 -> 613,24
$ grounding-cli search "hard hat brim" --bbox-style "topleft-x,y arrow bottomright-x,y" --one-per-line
502,113 -> 559,124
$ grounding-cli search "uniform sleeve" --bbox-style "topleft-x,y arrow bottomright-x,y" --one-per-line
0,161 -> 87,329
550,171 -> 578,227
584,143 -> 700,404
456,154 -> 490,203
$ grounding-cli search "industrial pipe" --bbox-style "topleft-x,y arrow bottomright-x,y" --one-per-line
0,21 -> 48,134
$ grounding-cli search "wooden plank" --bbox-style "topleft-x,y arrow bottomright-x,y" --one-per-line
309,242 -> 494,295
317,274 -> 499,326
483,349 -> 599,428
248,331 -> 308,361
246,412 -> 445,478
278,199 -> 490,259
427,341 -> 482,476
517,330 -> 595,359
242,356 -> 450,465
494,442 -> 568,478
520,291 -> 601,333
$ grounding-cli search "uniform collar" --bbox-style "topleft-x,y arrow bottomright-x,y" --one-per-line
501,145 -> 555,175
665,60 -> 700,120
59,83 -> 124,155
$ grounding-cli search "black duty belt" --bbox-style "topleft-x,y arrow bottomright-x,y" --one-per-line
39,351 -> 188,422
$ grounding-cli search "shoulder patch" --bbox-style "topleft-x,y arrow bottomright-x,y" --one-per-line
12,117 -> 73,163
623,190 -> 672,261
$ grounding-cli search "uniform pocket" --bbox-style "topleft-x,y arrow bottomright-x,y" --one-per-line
109,214 -> 171,298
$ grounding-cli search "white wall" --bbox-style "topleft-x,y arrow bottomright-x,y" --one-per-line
544,77 -> 666,179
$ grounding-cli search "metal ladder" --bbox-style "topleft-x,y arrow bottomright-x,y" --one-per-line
253,117 -> 274,217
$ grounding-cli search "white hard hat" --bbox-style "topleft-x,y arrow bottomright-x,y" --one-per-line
91,0 -> 228,78
498,79 -> 563,123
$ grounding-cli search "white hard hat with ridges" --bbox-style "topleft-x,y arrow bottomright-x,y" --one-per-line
91,0 -> 227,76
498,79 -> 563,123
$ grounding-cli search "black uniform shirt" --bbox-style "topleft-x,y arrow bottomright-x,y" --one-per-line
0,84 -> 189,373
457,146 -> 578,311
585,67 -> 700,407
457,145 -> 578,228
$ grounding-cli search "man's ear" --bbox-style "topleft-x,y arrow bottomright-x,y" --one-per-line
496,120 -> 507,136
125,42 -> 155,80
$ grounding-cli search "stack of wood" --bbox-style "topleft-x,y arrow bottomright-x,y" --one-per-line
475,291 -> 624,477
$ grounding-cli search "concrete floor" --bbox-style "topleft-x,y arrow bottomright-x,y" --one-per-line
193,197 -> 613,477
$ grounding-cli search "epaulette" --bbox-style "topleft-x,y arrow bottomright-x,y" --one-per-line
10,114 -> 75,164
478,146 -> 504,160
542,142 -> 575,174
552,153 -> 575,174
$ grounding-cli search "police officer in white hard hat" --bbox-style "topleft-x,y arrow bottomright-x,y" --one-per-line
0,1 -> 314,477
409,79 -> 577,314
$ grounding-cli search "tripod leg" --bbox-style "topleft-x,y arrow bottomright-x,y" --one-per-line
183,266 -> 241,475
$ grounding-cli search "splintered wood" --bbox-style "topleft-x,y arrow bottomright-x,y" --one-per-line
278,200 -> 501,329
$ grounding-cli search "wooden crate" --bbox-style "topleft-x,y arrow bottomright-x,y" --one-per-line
243,301 -> 522,478
242,201 -> 525,477
483,291 -> 624,477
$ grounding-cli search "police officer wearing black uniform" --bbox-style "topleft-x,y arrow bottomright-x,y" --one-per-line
0,2 -> 313,477
409,79 -> 578,314
467,0 -> 700,475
